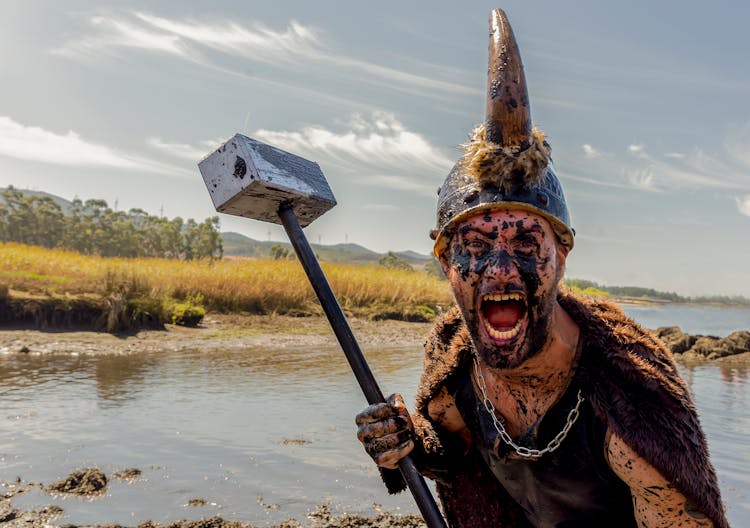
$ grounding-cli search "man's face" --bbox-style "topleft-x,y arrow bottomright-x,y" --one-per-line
439,208 -> 567,369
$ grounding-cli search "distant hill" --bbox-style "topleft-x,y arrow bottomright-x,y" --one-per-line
0,187 -> 74,213
221,231 -> 432,265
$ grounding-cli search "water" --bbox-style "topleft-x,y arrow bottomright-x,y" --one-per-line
1,304 -> 748,526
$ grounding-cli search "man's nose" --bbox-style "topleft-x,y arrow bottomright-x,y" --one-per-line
484,249 -> 520,279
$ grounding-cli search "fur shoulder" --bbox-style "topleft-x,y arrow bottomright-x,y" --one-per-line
558,289 -> 728,528
415,306 -> 472,414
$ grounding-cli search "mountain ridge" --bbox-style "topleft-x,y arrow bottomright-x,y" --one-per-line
221,231 -> 431,265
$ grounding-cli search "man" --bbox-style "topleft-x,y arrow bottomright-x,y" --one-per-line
355,9 -> 729,528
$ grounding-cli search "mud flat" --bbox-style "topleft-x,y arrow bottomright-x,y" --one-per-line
0,314 -> 434,356
1,313 -> 748,363
2,475 -> 426,528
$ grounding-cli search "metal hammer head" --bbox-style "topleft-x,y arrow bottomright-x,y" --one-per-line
198,134 -> 336,227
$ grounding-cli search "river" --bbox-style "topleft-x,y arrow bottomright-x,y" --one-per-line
1,304 -> 749,526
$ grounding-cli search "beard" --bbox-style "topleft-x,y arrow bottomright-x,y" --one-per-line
469,282 -> 558,370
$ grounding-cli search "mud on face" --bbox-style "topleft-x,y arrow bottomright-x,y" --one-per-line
440,209 -> 566,369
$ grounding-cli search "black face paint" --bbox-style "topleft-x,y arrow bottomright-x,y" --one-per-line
447,214 -> 557,368
448,243 -> 473,279
474,251 -> 556,369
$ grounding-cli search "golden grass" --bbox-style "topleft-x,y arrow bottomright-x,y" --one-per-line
0,242 -> 454,319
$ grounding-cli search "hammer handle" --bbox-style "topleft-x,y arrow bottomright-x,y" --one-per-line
278,204 -> 447,528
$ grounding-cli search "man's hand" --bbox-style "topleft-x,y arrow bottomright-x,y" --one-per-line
355,393 -> 414,469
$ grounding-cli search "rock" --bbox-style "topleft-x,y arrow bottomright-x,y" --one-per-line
47,468 -> 107,495
0,501 -> 17,522
653,327 -> 750,360
691,336 -> 723,359
725,331 -> 750,352
113,468 -> 141,480
653,326 -> 696,354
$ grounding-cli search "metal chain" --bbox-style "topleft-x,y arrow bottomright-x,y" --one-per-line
472,356 -> 584,459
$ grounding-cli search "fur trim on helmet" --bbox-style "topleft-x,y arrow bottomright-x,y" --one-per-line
460,124 -> 551,193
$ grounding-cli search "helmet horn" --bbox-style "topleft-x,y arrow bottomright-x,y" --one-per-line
485,9 -> 532,149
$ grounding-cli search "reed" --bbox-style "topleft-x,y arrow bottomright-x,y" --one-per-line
0,242 -> 454,327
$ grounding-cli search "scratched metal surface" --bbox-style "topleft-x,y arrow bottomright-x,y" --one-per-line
199,134 -> 336,227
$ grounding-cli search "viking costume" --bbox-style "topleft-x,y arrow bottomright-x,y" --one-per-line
380,293 -> 728,528
379,8 -> 729,528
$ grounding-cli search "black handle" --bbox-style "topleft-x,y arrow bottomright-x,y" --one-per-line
278,203 -> 447,528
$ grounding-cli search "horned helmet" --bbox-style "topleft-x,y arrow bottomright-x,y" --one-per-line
431,9 -> 574,256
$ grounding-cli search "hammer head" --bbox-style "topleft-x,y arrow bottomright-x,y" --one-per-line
198,134 -> 336,227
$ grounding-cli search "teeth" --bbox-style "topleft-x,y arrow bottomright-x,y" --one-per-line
483,317 -> 523,340
480,293 -> 525,341
482,293 -> 523,302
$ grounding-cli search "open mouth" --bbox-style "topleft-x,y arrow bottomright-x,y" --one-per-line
480,292 -> 527,343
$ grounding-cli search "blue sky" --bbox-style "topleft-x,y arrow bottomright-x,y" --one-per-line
1,1 -> 749,297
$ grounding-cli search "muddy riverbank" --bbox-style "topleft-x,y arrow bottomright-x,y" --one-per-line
0,478 -> 425,528
1,313 -> 747,363
0,314 -> 434,356
1,475 -> 425,528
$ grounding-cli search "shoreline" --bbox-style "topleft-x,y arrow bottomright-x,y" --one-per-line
0,314 -> 434,356
1,480 -> 426,528
1,313 -> 748,364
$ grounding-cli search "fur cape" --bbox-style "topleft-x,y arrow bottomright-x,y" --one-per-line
380,289 -> 729,528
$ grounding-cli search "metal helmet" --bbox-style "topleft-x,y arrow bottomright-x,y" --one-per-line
431,9 -> 574,256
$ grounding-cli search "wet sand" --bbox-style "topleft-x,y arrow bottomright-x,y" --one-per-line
1,476 -> 426,528
1,312 -> 747,364
0,314 -> 434,356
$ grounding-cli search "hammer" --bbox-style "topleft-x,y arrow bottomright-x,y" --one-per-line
198,134 -> 447,528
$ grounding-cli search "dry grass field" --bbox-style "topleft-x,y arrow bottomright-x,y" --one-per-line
0,242 -> 454,330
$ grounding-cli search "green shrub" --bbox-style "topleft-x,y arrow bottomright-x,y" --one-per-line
171,296 -> 206,327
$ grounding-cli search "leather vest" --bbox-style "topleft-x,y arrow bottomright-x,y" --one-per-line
450,364 -> 637,528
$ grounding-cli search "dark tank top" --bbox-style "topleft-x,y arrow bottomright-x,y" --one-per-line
450,364 -> 637,528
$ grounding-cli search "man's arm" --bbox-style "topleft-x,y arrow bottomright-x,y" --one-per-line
606,431 -> 713,528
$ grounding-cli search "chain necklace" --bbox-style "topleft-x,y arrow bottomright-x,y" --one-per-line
472,356 -> 584,459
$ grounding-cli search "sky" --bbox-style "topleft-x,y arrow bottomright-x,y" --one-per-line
0,1 -> 749,297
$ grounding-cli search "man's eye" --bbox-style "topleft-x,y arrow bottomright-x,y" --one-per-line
466,239 -> 488,252
514,236 -> 538,255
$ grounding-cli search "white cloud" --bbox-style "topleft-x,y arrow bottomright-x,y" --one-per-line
135,13 -> 322,64
0,116 -> 140,168
253,111 -> 453,174
581,144 -> 601,159
570,136 -> 750,193
53,15 -> 190,60
55,11 -> 476,97
0,116 -> 189,176
627,144 -> 646,157
736,195 -> 750,217
147,137 -> 223,161
623,166 -> 658,191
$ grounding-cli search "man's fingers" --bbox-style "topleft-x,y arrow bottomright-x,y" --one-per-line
364,429 -> 413,457
357,416 -> 408,443
355,402 -> 399,425
355,393 -> 415,469
373,439 -> 415,470
388,393 -> 413,428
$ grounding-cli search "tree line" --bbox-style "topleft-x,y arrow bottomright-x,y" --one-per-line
564,278 -> 750,306
0,186 -> 222,260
